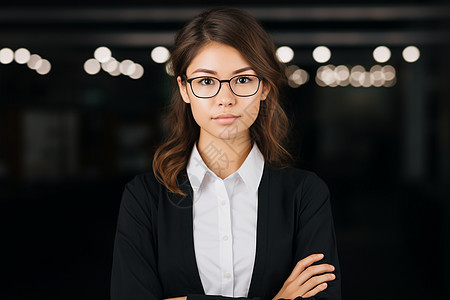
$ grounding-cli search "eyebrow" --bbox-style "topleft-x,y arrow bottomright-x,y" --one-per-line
191,66 -> 254,76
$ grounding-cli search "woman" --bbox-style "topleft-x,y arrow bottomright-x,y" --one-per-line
111,7 -> 341,300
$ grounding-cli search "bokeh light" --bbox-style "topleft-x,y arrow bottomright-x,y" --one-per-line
373,46 -> 391,63
286,65 -> 309,88
84,58 -> 101,75
27,54 -> 42,70
102,57 -> 119,73
370,65 -> 384,87
312,46 -> 331,63
151,46 -> 170,64
36,59 -> 51,75
129,63 -> 144,79
14,48 -> 31,64
382,65 -> 396,81
94,46 -> 112,63
335,65 -> 349,81
165,62 -> 174,76
292,69 -> 309,85
276,46 -> 294,63
0,48 -> 14,64
402,46 -> 420,63
119,60 -> 136,75
350,65 -> 365,87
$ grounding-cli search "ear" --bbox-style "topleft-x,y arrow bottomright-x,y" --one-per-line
177,76 -> 191,104
261,81 -> 271,101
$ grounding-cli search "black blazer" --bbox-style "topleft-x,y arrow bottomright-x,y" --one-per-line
111,164 -> 341,300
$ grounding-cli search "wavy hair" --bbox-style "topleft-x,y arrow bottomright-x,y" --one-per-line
152,7 -> 295,196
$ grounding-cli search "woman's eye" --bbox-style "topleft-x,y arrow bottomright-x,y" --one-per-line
200,78 -> 214,85
237,76 -> 252,84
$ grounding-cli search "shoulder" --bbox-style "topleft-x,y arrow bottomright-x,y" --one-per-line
127,169 -> 161,189
124,169 -> 160,192
266,166 -> 330,197
121,169 -> 165,209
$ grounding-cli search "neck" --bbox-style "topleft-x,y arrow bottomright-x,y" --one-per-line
197,131 -> 253,180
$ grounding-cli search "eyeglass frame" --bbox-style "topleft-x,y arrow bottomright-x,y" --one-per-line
181,74 -> 264,99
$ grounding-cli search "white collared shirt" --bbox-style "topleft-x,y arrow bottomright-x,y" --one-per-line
186,141 -> 265,297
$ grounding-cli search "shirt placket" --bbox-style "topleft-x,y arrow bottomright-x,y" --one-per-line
215,178 -> 234,297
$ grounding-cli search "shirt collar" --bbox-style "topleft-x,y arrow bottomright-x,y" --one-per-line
186,141 -> 265,194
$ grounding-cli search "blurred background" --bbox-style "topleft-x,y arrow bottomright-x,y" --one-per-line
0,1 -> 449,299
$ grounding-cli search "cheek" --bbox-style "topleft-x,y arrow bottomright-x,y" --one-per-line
242,99 -> 261,123
190,100 -> 211,123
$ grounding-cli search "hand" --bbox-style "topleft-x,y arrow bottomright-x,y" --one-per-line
272,253 -> 336,300
164,297 -> 187,300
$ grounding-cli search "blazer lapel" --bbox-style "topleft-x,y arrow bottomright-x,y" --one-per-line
248,164 -> 270,297
179,176 -> 206,294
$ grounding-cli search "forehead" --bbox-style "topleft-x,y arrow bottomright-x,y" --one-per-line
186,42 -> 254,76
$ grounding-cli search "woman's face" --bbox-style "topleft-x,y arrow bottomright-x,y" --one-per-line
177,41 -> 270,142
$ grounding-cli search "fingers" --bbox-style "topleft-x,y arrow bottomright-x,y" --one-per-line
300,273 -> 336,297
290,255 -> 336,298
287,253 -> 325,282
295,263 -> 335,286
301,282 -> 329,298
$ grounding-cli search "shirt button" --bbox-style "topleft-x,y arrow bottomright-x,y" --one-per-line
224,272 -> 231,278
223,235 -> 228,241
221,200 -> 226,206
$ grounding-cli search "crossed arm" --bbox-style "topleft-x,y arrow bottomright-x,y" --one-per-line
163,253 -> 336,300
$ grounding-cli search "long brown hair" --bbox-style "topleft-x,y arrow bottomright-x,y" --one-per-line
152,7 -> 295,196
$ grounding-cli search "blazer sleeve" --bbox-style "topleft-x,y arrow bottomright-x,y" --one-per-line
291,172 -> 342,300
111,176 -> 163,300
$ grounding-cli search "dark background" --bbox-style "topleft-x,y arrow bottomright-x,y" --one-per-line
0,1 -> 449,299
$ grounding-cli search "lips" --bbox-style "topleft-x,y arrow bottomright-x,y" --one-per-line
213,113 -> 239,119
212,113 -> 239,125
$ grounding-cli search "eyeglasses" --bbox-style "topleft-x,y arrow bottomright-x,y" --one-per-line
182,74 -> 264,99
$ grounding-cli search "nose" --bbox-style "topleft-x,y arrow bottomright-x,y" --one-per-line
216,81 -> 236,106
